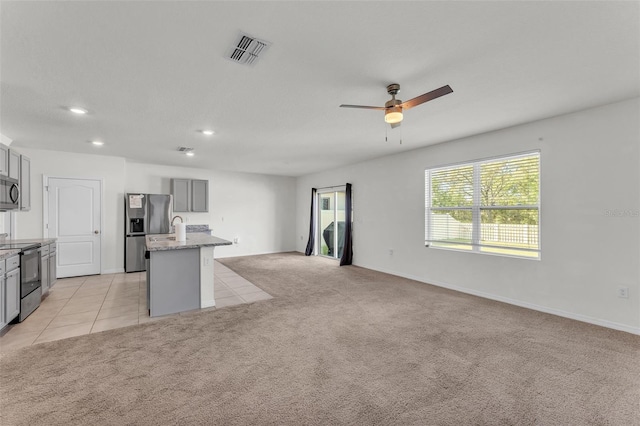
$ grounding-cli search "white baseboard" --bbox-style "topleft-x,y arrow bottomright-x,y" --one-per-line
201,299 -> 215,309
102,268 -> 125,274
215,249 -> 298,259
359,264 -> 640,336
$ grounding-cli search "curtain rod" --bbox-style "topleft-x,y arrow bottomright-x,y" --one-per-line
316,183 -> 350,190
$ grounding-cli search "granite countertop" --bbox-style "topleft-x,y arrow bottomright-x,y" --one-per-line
0,238 -> 56,260
1,238 -> 57,245
145,232 -> 232,252
0,249 -> 21,260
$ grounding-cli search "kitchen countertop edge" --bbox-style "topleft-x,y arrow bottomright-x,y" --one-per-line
3,238 -> 57,245
0,249 -> 22,260
0,238 -> 57,260
145,232 -> 232,252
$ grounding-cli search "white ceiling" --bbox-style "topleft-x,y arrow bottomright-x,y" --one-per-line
1,1 -> 638,177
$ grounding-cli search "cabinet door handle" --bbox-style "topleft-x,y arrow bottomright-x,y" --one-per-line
94,230 -> 100,234
9,183 -> 19,203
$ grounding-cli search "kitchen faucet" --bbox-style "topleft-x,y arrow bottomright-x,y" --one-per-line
171,216 -> 183,226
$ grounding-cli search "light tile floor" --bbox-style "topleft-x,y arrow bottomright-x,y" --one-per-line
0,261 -> 271,353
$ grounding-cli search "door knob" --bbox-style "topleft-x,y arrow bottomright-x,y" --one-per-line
94,230 -> 99,234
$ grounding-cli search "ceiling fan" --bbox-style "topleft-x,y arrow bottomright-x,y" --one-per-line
340,83 -> 453,128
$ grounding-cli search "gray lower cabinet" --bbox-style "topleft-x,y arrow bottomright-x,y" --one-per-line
5,265 -> 20,325
41,253 -> 50,295
0,260 -> 5,330
171,178 -> 208,212
49,246 -> 57,289
148,248 -> 200,317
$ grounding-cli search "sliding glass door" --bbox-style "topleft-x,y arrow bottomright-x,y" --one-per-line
318,190 -> 346,259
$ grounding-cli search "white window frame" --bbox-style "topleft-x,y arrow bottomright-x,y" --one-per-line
316,186 -> 347,259
425,150 -> 541,260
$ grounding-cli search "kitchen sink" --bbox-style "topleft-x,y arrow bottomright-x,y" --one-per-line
151,236 -> 177,242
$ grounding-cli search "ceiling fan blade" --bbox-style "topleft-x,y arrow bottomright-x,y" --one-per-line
390,122 -> 401,129
400,85 -> 453,110
339,104 -> 386,110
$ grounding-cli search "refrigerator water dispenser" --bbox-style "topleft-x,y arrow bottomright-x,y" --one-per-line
130,218 -> 144,234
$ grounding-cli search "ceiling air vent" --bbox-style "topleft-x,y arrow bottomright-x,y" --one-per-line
226,32 -> 270,66
177,147 -> 194,152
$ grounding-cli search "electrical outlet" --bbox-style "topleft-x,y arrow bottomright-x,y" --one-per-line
233,237 -> 239,244
617,286 -> 629,299
389,249 -> 394,256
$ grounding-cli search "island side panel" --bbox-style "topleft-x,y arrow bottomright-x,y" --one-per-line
200,246 -> 215,308
149,248 -> 200,317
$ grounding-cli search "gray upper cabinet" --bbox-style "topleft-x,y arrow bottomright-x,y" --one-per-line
171,178 -> 208,213
8,150 -> 20,180
19,154 -> 30,211
191,179 -> 208,212
0,144 -> 8,177
171,178 -> 191,212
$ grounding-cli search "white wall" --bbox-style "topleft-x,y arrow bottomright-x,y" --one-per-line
11,149 -> 127,274
296,98 -> 640,333
11,149 -> 296,273
0,133 -> 13,236
124,161 -> 296,258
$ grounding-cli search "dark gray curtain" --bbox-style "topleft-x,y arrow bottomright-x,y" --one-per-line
304,188 -> 317,256
340,183 -> 353,266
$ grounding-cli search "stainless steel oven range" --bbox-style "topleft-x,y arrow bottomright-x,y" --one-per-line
0,242 -> 42,322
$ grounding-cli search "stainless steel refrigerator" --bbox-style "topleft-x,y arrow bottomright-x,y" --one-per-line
125,193 -> 172,272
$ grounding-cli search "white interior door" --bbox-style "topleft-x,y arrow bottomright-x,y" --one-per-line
47,177 -> 102,277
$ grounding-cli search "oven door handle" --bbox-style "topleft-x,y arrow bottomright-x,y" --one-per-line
9,183 -> 20,204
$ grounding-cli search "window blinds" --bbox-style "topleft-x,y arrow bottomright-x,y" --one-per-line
425,152 -> 540,259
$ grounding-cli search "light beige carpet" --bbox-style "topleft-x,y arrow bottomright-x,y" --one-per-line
1,252 -> 639,425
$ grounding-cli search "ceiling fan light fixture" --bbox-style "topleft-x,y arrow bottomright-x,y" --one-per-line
69,106 -> 88,115
384,107 -> 403,124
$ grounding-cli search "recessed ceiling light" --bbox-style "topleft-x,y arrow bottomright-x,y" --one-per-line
91,141 -> 104,146
69,107 -> 88,115
200,130 -> 214,136
185,151 -> 195,157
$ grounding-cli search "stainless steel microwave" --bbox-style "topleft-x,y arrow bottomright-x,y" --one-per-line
0,175 -> 20,210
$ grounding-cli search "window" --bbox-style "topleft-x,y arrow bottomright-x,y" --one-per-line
425,151 -> 540,259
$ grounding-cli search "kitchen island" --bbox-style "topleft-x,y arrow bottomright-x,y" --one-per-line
145,233 -> 232,317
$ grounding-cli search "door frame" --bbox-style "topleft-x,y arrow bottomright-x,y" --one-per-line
42,175 -> 105,274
